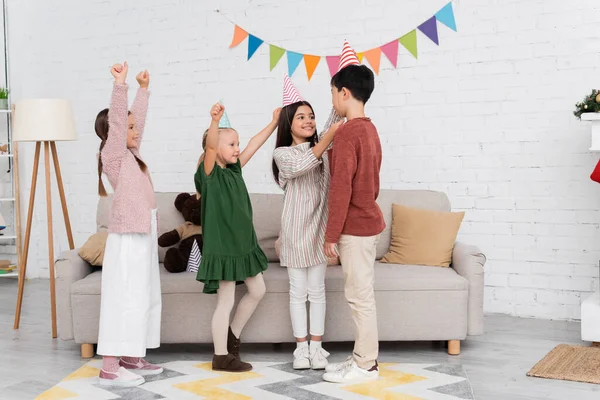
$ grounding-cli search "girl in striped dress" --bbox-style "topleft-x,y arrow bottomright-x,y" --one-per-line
272,75 -> 342,370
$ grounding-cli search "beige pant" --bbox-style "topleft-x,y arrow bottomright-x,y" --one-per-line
338,234 -> 380,369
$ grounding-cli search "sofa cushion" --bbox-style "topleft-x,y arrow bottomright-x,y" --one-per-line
381,204 -> 464,268
249,193 -> 284,262
78,231 -> 108,266
375,190 -> 451,260
71,262 -> 468,296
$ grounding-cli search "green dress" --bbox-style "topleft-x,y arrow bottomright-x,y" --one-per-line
194,160 -> 268,294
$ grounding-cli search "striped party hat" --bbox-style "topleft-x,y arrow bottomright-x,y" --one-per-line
338,40 -> 360,71
282,74 -> 304,106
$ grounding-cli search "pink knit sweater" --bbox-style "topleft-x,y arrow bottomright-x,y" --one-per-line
101,83 -> 156,234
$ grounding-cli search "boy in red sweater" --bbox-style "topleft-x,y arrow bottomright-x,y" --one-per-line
323,64 -> 385,384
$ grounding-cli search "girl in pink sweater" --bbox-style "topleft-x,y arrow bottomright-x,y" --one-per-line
94,62 -> 162,387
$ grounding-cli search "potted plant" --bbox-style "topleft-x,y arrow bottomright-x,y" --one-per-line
575,89 -> 600,151
0,88 -> 8,110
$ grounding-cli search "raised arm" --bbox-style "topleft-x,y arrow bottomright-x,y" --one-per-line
102,63 -> 129,163
273,120 -> 342,182
239,107 -> 281,168
130,70 -> 150,152
203,103 -> 223,177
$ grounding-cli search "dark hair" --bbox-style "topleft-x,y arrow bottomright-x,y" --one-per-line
330,64 -> 375,104
272,101 -> 318,185
95,108 -> 148,197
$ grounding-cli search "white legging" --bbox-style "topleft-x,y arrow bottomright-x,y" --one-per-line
288,263 -> 327,338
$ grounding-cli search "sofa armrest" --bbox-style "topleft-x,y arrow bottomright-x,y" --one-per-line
55,249 -> 94,341
452,241 -> 486,336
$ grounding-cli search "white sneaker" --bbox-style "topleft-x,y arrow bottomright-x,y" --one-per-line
293,345 -> 311,370
325,355 -> 353,373
98,367 -> 145,387
310,347 -> 330,370
323,360 -> 379,384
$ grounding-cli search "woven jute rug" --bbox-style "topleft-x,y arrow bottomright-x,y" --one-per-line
527,344 -> 600,384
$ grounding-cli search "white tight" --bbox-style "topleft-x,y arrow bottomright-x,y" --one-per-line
288,263 -> 327,338
212,274 -> 266,355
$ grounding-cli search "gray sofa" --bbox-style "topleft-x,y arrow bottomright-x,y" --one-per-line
56,190 -> 486,358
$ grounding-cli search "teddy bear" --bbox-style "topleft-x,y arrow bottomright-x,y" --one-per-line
158,192 -> 203,273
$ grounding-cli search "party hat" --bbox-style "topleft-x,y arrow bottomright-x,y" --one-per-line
282,74 -> 304,106
338,40 -> 360,71
218,99 -> 232,129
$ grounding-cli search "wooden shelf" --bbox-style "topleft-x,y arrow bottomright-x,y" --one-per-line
0,270 -> 18,278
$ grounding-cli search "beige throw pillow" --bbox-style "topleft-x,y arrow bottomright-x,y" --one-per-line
78,231 -> 109,266
381,204 -> 464,267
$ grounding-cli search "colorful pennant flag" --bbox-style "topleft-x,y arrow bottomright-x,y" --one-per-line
363,47 -> 382,74
286,51 -> 304,77
381,39 -> 399,68
326,56 -> 340,77
228,1 -> 456,79
418,16 -> 439,45
399,30 -> 418,59
270,45 -> 285,71
247,35 -> 263,60
304,55 -> 321,81
436,2 -> 457,31
229,25 -> 248,48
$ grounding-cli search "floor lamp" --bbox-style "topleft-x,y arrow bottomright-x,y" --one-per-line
12,99 -> 77,338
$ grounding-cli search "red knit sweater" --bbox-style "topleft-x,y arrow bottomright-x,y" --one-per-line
325,118 -> 385,243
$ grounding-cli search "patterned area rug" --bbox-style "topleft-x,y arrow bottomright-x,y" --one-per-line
36,360 -> 475,400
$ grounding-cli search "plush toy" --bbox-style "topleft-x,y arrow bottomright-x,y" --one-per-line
158,192 -> 203,273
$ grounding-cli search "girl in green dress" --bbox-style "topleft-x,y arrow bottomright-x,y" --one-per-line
195,102 -> 281,372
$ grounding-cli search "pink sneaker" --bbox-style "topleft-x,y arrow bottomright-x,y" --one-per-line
119,358 -> 164,376
98,367 -> 145,387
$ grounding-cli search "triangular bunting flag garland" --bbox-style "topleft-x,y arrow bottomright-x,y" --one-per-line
270,45 -> 286,70
399,30 -> 418,59
227,1 -> 456,79
247,35 -> 263,60
418,16 -> 439,45
435,2 -> 457,31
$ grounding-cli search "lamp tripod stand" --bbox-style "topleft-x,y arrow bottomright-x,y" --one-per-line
13,140 -> 74,338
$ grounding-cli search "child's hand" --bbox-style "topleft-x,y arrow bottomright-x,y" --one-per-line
110,62 -> 128,84
136,70 -> 150,88
272,107 -> 282,123
210,103 -> 224,122
324,242 -> 338,258
327,120 -> 344,136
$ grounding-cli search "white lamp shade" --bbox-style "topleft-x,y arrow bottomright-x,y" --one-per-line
13,99 -> 77,142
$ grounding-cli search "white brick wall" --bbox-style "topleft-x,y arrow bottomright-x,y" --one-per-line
5,0 -> 600,320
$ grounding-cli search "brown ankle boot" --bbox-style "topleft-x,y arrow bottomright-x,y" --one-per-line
212,353 -> 252,372
228,327 -> 241,359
